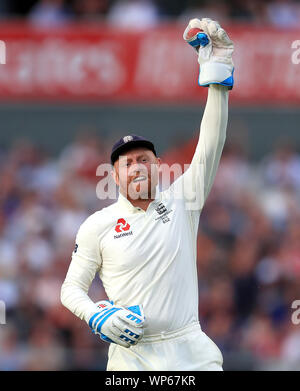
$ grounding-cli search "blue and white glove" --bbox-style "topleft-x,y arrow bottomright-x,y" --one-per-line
88,300 -> 146,348
183,18 -> 234,89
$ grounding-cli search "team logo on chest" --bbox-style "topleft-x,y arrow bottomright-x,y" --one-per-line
114,218 -> 133,239
155,202 -> 172,224
155,203 -> 167,215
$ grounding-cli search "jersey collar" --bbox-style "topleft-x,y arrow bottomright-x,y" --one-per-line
117,186 -> 161,213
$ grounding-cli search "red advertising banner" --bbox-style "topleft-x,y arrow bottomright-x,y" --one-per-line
0,22 -> 299,104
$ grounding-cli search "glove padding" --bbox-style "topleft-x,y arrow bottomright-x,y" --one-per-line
88,300 -> 146,348
183,18 -> 234,89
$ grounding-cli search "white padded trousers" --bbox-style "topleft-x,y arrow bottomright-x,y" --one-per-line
106,322 -> 223,371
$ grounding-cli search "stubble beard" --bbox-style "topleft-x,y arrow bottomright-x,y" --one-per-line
128,178 -> 156,200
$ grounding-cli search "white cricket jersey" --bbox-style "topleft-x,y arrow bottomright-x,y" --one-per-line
61,85 -> 228,337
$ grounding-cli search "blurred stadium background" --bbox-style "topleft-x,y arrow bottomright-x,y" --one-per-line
1,0 -> 300,371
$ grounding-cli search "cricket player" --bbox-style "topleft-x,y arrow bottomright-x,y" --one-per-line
61,17 -> 234,371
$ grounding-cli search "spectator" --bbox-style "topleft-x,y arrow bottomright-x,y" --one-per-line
28,0 -> 73,28
266,0 -> 300,28
107,0 -> 159,29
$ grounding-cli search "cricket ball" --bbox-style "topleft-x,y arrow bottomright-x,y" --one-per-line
186,27 -> 204,39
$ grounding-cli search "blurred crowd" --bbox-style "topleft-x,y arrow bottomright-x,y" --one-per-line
0,0 -> 300,28
1,133 -> 300,370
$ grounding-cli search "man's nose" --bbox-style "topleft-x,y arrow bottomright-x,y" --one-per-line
130,162 -> 147,174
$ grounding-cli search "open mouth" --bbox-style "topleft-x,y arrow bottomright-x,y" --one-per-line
132,175 -> 147,183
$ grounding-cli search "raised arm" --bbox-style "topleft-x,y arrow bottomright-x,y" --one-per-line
188,84 -> 228,209
167,18 -> 234,212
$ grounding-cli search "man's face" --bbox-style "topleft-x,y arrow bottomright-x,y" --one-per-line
112,147 -> 161,200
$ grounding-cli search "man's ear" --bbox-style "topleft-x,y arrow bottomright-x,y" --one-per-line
156,157 -> 162,171
111,165 -> 119,186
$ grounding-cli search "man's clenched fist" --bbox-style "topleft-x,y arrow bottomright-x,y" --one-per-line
88,301 -> 146,348
183,18 -> 234,89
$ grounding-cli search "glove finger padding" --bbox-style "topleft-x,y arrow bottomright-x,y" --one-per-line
108,315 -> 144,347
203,19 -> 220,36
112,316 -> 144,339
108,323 -> 141,347
217,28 -> 233,46
101,331 -> 130,348
118,305 -> 146,327
200,19 -> 233,48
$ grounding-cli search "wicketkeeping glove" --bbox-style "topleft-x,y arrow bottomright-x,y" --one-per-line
88,300 -> 146,348
183,18 -> 234,89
